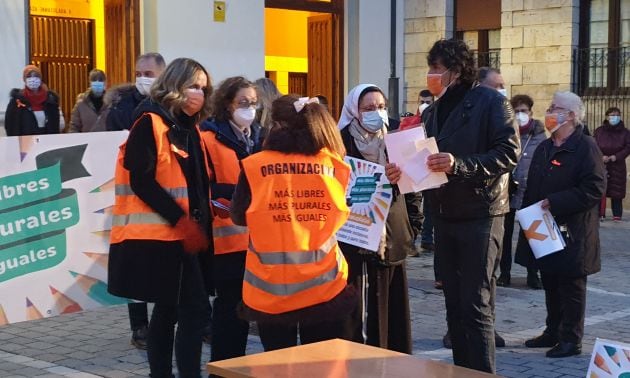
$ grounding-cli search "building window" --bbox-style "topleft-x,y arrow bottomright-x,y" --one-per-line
456,29 -> 501,68
575,0 -> 630,94
455,0 -> 501,68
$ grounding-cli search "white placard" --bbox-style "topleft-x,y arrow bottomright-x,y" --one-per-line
587,338 -> 630,377
336,157 -> 392,252
515,201 -> 566,259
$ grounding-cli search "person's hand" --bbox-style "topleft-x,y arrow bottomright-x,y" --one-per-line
427,153 -> 455,174
610,155 -> 617,162
385,163 -> 402,184
603,155 -> 610,163
540,199 -> 551,210
174,217 -> 209,254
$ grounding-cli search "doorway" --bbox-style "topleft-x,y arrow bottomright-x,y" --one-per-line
264,0 -> 343,118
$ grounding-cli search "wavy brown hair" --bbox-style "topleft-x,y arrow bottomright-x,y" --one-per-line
264,94 -> 345,157
210,76 -> 255,122
150,57 -> 213,121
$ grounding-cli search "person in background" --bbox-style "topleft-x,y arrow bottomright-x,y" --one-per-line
498,94 -> 546,289
338,84 -> 413,353
254,77 -> 281,131
103,52 -> 166,350
5,64 -> 61,136
594,107 -> 630,222
418,89 -> 434,115
230,94 -> 356,351
516,91 -> 605,358
106,52 -> 166,131
199,76 -> 263,361
69,69 -> 109,133
107,58 -> 214,377
314,94 -> 329,111
478,67 -> 507,97
387,39 -> 519,372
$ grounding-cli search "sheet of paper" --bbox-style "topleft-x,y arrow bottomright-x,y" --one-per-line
515,201 -> 566,259
384,132 -> 448,194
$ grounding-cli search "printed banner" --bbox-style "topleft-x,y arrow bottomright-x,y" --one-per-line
0,132 -> 129,324
336,157 -> 392,251
587,338 -> 630,377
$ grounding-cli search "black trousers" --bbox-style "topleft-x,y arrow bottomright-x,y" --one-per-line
210,279 -> 249,361
128,302 -> 149,331
404,192 -> 424,241
540,273 -> 587,344
147,254 -> 207,378
257,319 -> 345,352
435,216 -> 503,374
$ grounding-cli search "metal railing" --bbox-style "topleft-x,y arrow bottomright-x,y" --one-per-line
473,50 -> 501,69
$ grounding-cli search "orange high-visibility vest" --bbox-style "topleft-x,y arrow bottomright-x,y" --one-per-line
240,148 -> 351,314
110,113 -> 210,244
201,130 -> 249,254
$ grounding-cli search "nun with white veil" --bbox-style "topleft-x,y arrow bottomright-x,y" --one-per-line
337,83 -> 413,354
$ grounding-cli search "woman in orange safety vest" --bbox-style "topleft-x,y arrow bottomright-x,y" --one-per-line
199,76 -> 263,361
230,94 -> 357,351
107,58 -> 214,378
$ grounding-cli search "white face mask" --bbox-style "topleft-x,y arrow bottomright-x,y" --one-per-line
516,112 -> 530,127
498,88 -> 508,97
135,76 -> 156,96
233,107 -> 256,129
25,77 -> 42,90
360,109 -> 389,133
418,103 -> 430,114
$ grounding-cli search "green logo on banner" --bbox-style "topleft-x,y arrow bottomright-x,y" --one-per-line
1,145 -> 89,283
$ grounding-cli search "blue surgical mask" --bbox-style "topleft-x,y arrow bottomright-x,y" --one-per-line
609,115 -> 621,126
91,81 -> 105,96
360,109 -> 389,133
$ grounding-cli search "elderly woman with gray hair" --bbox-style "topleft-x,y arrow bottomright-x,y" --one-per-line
515,91 -> 606,358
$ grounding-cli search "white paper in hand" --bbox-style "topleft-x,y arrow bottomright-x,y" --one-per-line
515,201 -> 566,259
401,148 -> 431,184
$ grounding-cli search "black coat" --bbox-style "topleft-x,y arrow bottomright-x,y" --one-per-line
107,100 -> 213,304
422,85 -> 520,220
515,125 -> 606,277
5,88 -> 60,136
594,121 -> 630,199
104,84 -> 146,131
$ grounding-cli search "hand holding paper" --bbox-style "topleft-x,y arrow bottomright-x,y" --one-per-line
515,201 -> 566,259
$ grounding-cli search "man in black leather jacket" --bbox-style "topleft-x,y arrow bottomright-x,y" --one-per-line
422,39 -> 520,373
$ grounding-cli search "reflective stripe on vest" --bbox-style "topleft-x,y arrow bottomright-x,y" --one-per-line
213,224 -> 248,238
247,236 -> 337,265
111,212 -> 170,227
115,184 -> 188,199
243,243 -> 344,296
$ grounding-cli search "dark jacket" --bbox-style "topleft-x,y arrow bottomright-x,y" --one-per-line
107,99 -> 213,304
511,119 -> 547,209
5,88 -> 60,136
339,127 -> 413,265
199,118 -> 262,282
104,84 -> 146,131
515,125 -> 606,276
422,84 -> 520,220
594,121 -> 630,199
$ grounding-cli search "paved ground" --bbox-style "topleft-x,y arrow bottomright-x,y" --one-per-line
0,219 -> 628,377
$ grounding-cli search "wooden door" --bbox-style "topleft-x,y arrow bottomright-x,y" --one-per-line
104,0 -> 141,85
30,16 -> 94,129
307,14 -> 334,114
288,73 -> 308,96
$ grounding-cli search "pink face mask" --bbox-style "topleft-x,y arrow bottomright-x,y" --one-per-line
182,88 -> 205,116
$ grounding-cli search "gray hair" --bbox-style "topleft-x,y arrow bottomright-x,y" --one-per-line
552,91 -> 586,125
137,52 -> 166,69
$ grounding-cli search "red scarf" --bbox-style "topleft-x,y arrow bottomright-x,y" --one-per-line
23,85 -> 49,111
519,120 -> 533,135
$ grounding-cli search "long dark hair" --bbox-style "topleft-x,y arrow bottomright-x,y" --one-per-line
210,76 -> 255,122
264,95 -> 345,157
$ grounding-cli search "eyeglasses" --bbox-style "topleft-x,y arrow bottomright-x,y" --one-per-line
360,105 -> 387,112
546,106 -> 568,113
234,100 -> 258,109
